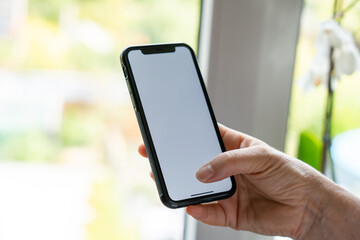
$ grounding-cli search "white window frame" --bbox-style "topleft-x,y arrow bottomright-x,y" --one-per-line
184,0 -> 303,239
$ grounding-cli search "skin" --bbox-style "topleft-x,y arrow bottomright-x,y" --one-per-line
138,123 -> 360,239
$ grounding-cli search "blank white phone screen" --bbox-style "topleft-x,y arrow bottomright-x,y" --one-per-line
128,46 -> 232,201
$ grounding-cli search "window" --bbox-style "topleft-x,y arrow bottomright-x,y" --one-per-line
286,0 -> 360,195
0,0 -> 200,239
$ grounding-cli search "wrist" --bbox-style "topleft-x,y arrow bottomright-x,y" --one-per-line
300,176 -> 332,239
293,173 -> 330,239
296,175 -> 360,240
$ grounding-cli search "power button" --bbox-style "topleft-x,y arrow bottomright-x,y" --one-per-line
129,93 -> 137,111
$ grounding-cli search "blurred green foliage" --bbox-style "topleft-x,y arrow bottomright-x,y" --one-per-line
1,0 -> 200,71
298,131 -> 322,171
0,0 -> 200,160
0,131 -> 59,162
61,107 -> 102,146
30,0 -> 76,22
0,1 -> 199,239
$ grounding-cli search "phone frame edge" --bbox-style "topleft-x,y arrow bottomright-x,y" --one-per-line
120,43 -> 236,209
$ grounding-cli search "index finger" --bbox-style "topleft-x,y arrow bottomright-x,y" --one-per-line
218,123 -> 262,150
138,144 -> 148,158
197,145 -> 276,183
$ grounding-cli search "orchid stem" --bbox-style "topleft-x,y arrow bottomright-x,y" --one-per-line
342,0 -> 360,14
333,0 -> 339,15
321,0 -> 340,180
320,0 -> 357,180
321,47 -> 336,182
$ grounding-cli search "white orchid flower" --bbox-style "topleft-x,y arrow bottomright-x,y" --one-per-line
298,20 -> 360,92
334,42 -> 360,77
298,53 -> 329,92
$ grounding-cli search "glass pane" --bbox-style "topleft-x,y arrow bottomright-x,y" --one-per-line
0,0 -> 201,239
286,0 -> 360,195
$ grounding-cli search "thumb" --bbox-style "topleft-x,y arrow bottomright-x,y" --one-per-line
196,146 -> 273,183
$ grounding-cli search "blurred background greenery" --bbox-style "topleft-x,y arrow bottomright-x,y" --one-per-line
0,0 -> 200,164
0,0 -> 199,239
1,0 -> 199,71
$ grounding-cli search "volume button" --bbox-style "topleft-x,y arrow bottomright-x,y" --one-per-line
122,65 -> 128,78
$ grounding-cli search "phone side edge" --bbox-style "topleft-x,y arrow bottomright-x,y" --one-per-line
120,47 -> 175,208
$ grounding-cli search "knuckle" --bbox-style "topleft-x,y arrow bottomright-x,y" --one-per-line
256,145 -> 271,158
224,151 -> 237,165
220,151 -> 234,164
223,151 -> 233,159
224,151 -> 241,174
215,151 -> 237,175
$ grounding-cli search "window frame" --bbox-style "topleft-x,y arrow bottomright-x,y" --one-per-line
184,0 -> 303,239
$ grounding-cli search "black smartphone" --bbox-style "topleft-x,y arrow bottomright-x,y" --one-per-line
120,43 -> 236,208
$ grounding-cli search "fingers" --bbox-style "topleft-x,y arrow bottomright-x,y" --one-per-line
186,203 -> 227,227
138,123 -> 260,156
217,123 -> 262,150
196,146 -> 274,183
138,144 -> 148,158
217,123 -> 228,138
138,144 -> 153,180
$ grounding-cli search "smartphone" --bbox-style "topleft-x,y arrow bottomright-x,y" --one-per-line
120,43 -> 236,208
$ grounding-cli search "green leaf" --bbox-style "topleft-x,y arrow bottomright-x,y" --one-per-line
298,131 -> 322,171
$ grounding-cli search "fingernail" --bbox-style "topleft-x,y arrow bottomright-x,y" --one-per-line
196,164 -> 215,182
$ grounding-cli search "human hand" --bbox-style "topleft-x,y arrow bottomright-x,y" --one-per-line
138,123 -> 359,239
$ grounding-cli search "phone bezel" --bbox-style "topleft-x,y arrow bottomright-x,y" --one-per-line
120,43 -> 236,208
